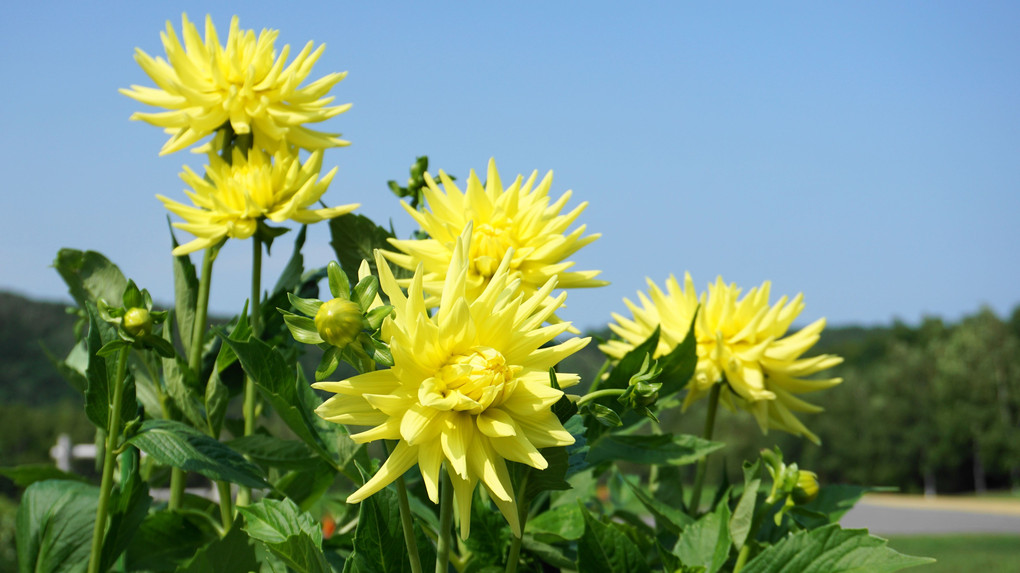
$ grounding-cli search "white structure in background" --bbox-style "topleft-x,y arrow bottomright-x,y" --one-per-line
50,433 -> 219,501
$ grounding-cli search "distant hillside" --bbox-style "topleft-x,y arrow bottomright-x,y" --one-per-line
0,291 -> 79,405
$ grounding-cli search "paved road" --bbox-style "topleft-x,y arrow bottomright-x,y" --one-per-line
840,494 -> 1020,535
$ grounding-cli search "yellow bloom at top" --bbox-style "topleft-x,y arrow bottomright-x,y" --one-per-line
121,14 -> 350,155
601,273 -> 842,443
314,225 -> 588,538
384,158 -> 607,316
159,147 -> 358,255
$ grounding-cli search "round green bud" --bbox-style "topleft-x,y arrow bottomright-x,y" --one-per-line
792,470 -> 820,505
315,299 -> 365,348
122,307 -> 152,337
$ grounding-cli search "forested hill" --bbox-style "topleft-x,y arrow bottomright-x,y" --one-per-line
3,290 -> 1019,495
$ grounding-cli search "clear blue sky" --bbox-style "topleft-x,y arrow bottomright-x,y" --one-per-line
2,1 -> 1018,331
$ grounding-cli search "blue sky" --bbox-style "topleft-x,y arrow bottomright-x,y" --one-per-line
2,1 -> 1018,331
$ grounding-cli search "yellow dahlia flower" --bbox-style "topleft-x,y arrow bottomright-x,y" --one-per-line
159,147 -> 358,255
314,226 -> 587,537
601,273 -> 842,443
384,158 -> 607,315
121,14 -> 350,154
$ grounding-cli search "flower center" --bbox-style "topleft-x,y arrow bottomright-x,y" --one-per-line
470,222 -> 515,278
420,346 -> 520,414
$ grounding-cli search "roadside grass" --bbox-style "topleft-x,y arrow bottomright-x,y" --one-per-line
886,534 -> 1020,573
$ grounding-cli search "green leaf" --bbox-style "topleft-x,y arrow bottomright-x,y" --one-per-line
176,516 -> 258,573
584,403 -> 623,427
326,260 -> 351,300
97,339 -> 131,357
162,350 -> 207,430
329,213 -> 409,283
288,292 -> 324,317
205,362 -> 230,438
271,225 -> 307,295
124,510 -> 218,571
464,489 -> 513,564
83,305 -> 136,434
352,275 -> 380,312
282,311 -> 324,344
221,336 -> 344,468
365,304 -> 393,330
274,459 -> 338,511
658,311 -> 699,396
602,326 -> 661,392
526,503 -> 585,541
0,464 -> 90,488
53,248 -> 127,308
344,476 -> 434,573
521,535 -> 576,570
170,224 -> 200,358
126,419 -> 268,489
239,498 -> 331,573
16,479 -> 98,573
586,433 -> 724,467
673,498 -> 732,573
791,484 -> 871,528
577,506 -> 651,573
100,451 -> 152,571
730,456 -> 762,546
741,524 -> 935,573
316,345 -> 342,381
623,477 -> 693,535
228,435 -> 319,470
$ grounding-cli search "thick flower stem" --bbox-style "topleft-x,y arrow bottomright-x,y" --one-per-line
87,346 -> 129,573
576,388 -> 626,406
733,544 -> 752,573
504,472 -> 531,573
436,470 -> 454,573
689,383 -> 721,515
396,475 -> 423,573
237,237 -> 263,508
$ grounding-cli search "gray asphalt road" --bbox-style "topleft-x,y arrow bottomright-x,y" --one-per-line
841,501 -> 1020,535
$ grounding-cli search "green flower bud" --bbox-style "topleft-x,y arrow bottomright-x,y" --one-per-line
792,470 -> 820,505
122,307 -> 152,337
315,298 -> 365,349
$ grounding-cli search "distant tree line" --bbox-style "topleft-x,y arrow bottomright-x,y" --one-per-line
2,290 -> 1018,495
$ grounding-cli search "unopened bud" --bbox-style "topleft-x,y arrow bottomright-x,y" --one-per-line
792,470 -> 819,504
122,307 -> 152,337
315,298 -> 365,348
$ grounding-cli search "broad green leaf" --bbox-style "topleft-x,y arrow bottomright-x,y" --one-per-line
124,510 -> 218,571
329,213 -> 404,284
169,225 -> 199,359
83,305 -> 137,434
126,419 -> 268,489
221,336 -> 341,468
177,516 -> 258,573
204,362 -> 230,438
17,479 -> 98,573
228,435 -> 319,470
53,248 -> 127,309
730,478 -> 761,551
741,523 -> 935,573
526,503 -> 585,541
673,498 -> 731,573
791,484 -> 871,528
623,477 -> 693,535
0,464 -> 90,487
162,350 -> 207,430
577,506 -> 651,573
521,535 -> 576,570
586,432 -> 724,467
239,498 -> 330,573
274,459 -> 338,511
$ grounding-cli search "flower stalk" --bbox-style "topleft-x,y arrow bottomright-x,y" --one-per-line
237,236 -> 263,508
396,475 -> 423,573
689,382 -> 721,515
435,470 -> 454,573
87,345 -> 129,573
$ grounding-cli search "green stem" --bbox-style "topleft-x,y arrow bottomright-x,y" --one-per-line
171,247 -> 217,512
396,475 -> 423,573
733,544 -> 752,573
576,388 -> 626,406
504,472 -> 531,573
237,237 -> 262,507
586,358 -> 612,393
216,481 -> 233,530
87,346 -> 129,573
435,470 -> 454,573
689,382 -> 721,515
